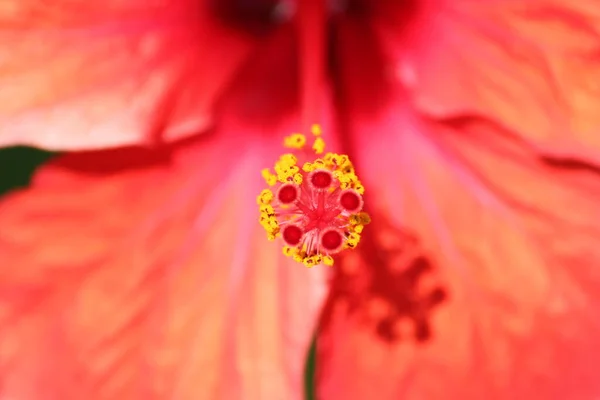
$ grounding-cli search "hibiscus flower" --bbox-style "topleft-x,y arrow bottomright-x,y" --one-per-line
2,1 -> 600,400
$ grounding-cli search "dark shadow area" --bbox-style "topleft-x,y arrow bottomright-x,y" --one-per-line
209,0 -> 284,37
327,0 -> 420,122
214,22 -> 300,130
328,13 -> 392,122
541,155 -> 600,175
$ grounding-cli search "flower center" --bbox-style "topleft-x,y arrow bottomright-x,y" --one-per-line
257,125 -> 370,267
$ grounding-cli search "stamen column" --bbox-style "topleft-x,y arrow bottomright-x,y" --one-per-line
297,0 -> 326,134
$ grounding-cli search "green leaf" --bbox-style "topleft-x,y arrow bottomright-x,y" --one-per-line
0,146 -> 56,196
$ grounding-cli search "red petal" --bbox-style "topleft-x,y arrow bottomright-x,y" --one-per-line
0,1 -> 255,150
376,0 -> 600,165
0,125 -> 326,399
317,95 -> 600,399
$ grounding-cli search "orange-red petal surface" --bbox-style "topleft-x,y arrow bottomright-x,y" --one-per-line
0,0 -> 255,150
317,93 -> 600,399
380,0 -> 600,165
0,124 -> 326,399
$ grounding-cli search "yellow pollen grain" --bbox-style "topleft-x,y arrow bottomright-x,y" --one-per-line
348,232 -> 361,243
302,162 -> 315,172
259,205 -> 274,216
342,165 -> 354,174
311,124 -> 322,136
338,155 -> 349,167
323,255 -> 334,266
312,159 -> 325,169
353,182 -> 365,195
260,220 -> 278,235
325,153 -> 351,170
261,169 -> 277,186
312,137 -> 325,154
274,153 -> 299,182
293,173 -> 303,184
284,133 -> 307,149
348,212 -> 371,235
302,254 -> 323,268
352,225 -> 364,234
293,252 -> 305,263
355,212 -> 371,225
257,189 -> 274,205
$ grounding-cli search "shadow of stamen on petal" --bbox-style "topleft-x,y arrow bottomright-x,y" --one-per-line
319,213 -> 448,344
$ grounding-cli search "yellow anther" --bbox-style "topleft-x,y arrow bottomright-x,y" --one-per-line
283,246 -> 296,257
262,168 -> 277,186
312,137 -> 326,154
276,165 -> 299,182
323,255 -> 334,266
259,204 -> 275,216
284,133 -> 307,149
293,252 -> 305,263
311,124 -> 322,136
260,216 -> 279,232
353,182 -> 365,195
313,159 -> 325,168
337,154 -> 349,167
280,153 -> 297,165
350,212 -> 371,226
341,164 -> 354,175
259,219 -> 270,229
302,162 -> 315,172
257,189 -> 274,205
324,153 -> 342,170
352,224 -> 364,234
335,170 -> 357,184
293,173 -> 303,184
348,231 -> 361,242
324,153 -> 351,170
303,258 -> 314,267
344,232 -> 361,249
274,154 -> 300,182
360,212 -> 371,224
303,254 -> 322,268
274,154 -> 297,172
336,169 -> 360,190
